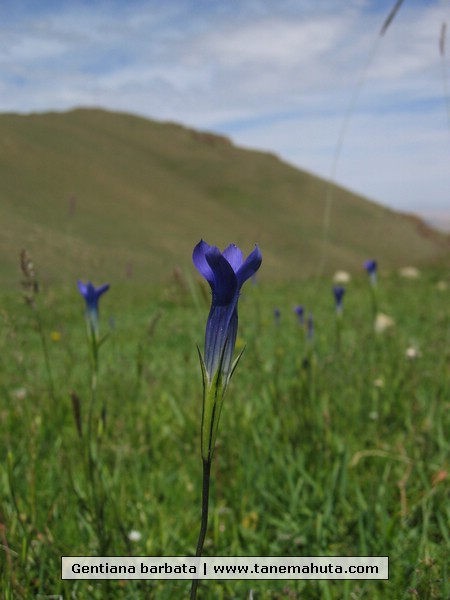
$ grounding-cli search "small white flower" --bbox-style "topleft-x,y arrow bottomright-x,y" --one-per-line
399,266 -> 420,279
373,378 -> 384,388
406,346 -> 420,359
436,281 -> 448,291
128,530 -> 142,542
333,270 -> 351,283
374,313 -> 395,333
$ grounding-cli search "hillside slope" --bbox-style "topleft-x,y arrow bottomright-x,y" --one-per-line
0,108 -> 447,287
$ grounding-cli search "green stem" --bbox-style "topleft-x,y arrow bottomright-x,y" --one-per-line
369,285 -> 378,328
85,330 -> 109,554
335,313 -> 342,352
190,458 -> 212,600
35,310 -> 55,404
87,326 -> 99,451
87,371 -> 97,449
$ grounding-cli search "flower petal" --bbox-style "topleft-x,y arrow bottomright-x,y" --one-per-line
204,304 -> 238,379
205,247 -> 238,305
192,240 -> 215,284
364,259 -> 377,274
221,308 -> 238,381
222,244 -> 243,273
333,286 -> 345,304
77,280 -> 88,297
96,284 -> 110,298
236,245 -> 262,288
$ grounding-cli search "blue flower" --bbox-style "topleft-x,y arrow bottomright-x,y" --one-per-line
77,280 -> 110,337
333,285 -> 346,313
273,307 -> 281,325
364,259 -> 377,274
193,240 -> 262,384
364,259 -> 377,286
193,240 -> 261,462
294,305 -> 304,325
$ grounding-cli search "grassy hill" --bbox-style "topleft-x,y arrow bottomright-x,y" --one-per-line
0,108 -> 447,287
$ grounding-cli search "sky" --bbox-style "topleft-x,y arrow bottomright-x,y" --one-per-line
1,0 -> 450,223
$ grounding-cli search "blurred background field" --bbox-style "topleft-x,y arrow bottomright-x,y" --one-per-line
1,261 -> 449,599
0,109 -> 448,288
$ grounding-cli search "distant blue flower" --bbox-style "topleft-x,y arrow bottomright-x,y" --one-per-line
333,286 -> 346,314
193,240 -> 262,384
273,307 -> 281,325
294,305 -> 304,325
364,259 -> 377,286
77,280 -> 110,337
364,259 -> 377,274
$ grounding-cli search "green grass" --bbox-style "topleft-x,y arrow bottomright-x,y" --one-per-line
0,260 -> 449,599
0,108 -> 449,287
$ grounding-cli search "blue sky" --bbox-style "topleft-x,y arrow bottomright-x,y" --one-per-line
1,0 -> 449,222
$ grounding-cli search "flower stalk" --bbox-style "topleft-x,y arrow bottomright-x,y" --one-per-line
77,280 -> 111,554
190,240 -> 261,600
20,250 -> 56,404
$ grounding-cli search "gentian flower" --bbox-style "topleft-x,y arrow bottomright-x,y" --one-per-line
333,285 -> 346,315
193,239 -> 262,460
364,259 -> 377,286
364,259 -> 378,323
193,240 -> 262,384
294,305 -> 304,325
77,280 -> 110,340
273,307 -> 281,326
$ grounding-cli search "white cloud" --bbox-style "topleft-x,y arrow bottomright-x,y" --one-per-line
196,16 -> 346,67
0,0 -> 449,218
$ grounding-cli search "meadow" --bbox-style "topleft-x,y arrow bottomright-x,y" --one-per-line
0,256 -> 449,599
